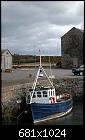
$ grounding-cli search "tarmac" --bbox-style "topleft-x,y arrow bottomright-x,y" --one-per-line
1,68 -> 83,87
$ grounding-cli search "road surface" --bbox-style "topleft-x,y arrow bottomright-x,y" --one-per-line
1,68 -> 83,87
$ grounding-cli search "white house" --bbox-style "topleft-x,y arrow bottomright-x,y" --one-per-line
1,49 -> 12,71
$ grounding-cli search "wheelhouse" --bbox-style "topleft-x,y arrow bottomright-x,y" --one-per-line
26,87 -> 56,104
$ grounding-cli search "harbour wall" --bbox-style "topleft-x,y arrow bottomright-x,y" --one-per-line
2,77 -> 83,124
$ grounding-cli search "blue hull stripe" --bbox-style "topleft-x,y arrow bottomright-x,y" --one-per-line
30,99 -> 73,122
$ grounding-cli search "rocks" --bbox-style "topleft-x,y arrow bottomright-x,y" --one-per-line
53,78 -> 83,97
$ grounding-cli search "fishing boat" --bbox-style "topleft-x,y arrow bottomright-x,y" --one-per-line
25,54 -> 73,124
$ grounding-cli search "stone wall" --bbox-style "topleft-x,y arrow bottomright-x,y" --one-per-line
54,78 -> 83,97
61,27 -> 83,68
2,83 -> 31,104
1,78 -> 83,124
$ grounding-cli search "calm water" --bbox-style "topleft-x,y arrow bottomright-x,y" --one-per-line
35,101 -> 83,125
18,100 -> 83,125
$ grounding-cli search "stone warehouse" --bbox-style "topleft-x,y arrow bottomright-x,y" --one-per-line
1,49 -> 12,71
61,27 -> 83,68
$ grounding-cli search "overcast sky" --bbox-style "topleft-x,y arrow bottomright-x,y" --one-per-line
1,1 -> 84,56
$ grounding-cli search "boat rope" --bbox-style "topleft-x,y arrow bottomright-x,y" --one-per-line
29,51 -> 55,104
10,108 -> 26,119
41,66 -> 54,88
49,56 -> 53,83
30,67 -> 41,104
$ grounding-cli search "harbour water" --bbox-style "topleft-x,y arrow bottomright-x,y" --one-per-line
36,100 -> 83,125
19,99 -> 83,125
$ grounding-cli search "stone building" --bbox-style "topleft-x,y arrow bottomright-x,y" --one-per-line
61,27 -> 83,68
1,49 -> 12,71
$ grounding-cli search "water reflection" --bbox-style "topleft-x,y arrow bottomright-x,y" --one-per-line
36,101 -> 83,125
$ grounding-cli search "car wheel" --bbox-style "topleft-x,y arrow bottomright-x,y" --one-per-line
80,72 -> 83,76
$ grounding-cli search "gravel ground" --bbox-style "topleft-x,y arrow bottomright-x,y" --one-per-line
1,68 -> 83,87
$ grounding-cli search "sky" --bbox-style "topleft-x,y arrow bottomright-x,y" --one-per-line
1,1 -> 84,56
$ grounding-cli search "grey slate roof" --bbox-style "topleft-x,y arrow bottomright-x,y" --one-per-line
1,49 -> 12,56
61,27 -> 84,38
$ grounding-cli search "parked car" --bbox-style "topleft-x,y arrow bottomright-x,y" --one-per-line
72,65 -> 84,76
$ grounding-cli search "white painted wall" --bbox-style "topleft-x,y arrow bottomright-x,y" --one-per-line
1,50 -> 12,70
32,88 -> 56,104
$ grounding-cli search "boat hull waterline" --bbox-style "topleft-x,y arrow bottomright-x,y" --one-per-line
30,98 -> 73,123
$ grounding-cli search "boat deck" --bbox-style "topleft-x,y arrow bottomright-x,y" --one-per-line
56,95 -> 72,102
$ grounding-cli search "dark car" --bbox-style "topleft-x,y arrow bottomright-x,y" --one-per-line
72,65 -> 84,76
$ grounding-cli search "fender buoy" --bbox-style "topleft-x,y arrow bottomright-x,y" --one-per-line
49,97 -> 55,103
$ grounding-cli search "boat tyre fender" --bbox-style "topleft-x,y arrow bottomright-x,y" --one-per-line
49,97 -> 55,103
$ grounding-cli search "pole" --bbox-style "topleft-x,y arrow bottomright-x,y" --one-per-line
35,55 -> 36,68
40,55 -> 41,67
39,49 -> 41,67
34,45 -> 36,68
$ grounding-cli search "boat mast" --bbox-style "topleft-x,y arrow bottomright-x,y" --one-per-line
30,50 -> 41,104
30,49 -> 55,104
39,49 -> 41,67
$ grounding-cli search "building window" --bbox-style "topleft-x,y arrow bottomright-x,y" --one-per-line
37,92 -> 41,98
6,52 -> 8,54
43,91 -> 47,97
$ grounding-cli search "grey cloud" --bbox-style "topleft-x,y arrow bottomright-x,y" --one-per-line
1,1 -> 84,55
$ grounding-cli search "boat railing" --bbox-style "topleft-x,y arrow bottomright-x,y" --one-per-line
56,94 -> 72,102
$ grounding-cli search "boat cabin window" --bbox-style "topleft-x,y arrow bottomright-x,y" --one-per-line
51,90 -> 53,96
49,91 -> 51,96
53,90 -> 54,95
37,92 -> 41,98
43,91 -> 47,97
33,92 -> 36,98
